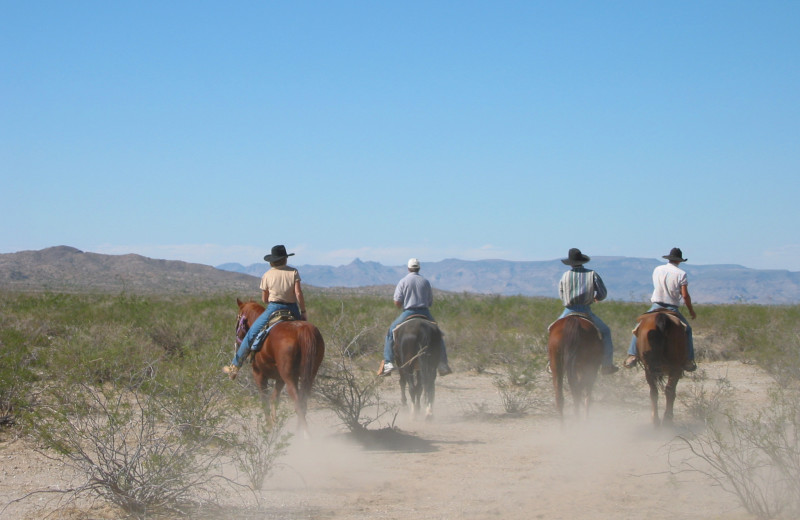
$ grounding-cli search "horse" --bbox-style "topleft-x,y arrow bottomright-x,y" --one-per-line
547,314 -> 603,419
632,309 -> 687,427
234,299 -> 325,437
392,317 -> 443,420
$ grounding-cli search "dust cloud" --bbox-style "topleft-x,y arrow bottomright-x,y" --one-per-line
238,364 -> 758,520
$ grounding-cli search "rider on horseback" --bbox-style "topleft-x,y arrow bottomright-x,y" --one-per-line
624,247 -> 697,372
224,245 -> 307,380
557,248 -> 619,375
378,258 -> 452,377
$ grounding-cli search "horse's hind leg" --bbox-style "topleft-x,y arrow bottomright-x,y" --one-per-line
645,373 -> 660,427
424,373 -> 436,421
282,378 -> 311,437
270,379 -> 285,425
548,350 -> 565,418
399,373 -> 408,408
663,371 -> 680,426
570,385 -> 583,418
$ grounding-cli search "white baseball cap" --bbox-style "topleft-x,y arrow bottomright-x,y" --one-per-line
407,258 -> 420,269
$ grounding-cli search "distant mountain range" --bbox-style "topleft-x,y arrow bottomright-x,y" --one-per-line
2,246 -> 799,304
219,257 -> 800,305
0,246 -> 257,295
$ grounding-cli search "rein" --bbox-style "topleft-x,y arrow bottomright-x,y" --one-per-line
235,313 -> 249,347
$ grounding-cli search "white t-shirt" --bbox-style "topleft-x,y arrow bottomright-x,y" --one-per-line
651,262 -> 688,306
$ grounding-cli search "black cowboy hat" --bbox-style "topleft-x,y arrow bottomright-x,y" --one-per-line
561,248 -> 590,266
663,247 -> 687,262
264,244 -> 295,263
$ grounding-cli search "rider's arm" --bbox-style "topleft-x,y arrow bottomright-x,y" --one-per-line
295,280 -> 307,318
261,289 -> 269,304
681,285 -> 697,319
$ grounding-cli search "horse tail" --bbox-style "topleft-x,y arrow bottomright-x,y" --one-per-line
644,313 -> 670,381
562,317 -> 582,388
296,324 -> 322,401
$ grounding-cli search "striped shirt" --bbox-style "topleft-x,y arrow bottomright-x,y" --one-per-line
559,267 -> 608,306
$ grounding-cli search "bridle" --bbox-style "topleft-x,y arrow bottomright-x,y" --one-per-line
235,313 -> 250,347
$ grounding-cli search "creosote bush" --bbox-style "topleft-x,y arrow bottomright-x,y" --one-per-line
313,305 -> 397,433
227,405 -> 291,491
676,386 -> 800,519
22,373 -> 231,518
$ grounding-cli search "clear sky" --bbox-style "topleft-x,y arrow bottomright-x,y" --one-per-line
2,2 -> 799,271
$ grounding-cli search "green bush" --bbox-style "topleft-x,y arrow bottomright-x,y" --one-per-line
1,289 -> 799,518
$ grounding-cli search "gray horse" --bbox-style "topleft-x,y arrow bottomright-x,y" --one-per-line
392,317 -> 443,420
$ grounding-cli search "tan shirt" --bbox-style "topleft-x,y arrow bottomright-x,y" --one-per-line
260,266 -> 300,302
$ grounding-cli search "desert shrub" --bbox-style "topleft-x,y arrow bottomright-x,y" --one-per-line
435,293 -> 555,373
0,328 -> 37,426
0,300 -> 51,427
698,304 -> 800,379
313,305 -> 397,433
20,372 -> 232,519
680,371 -> 735,424
493,375 -> 534,414
677,385 -> 800,519
226,405 -> 291,491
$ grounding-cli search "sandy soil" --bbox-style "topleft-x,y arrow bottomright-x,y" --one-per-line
0,360 -> 774,519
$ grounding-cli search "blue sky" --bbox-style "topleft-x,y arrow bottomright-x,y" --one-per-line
2,1 -> 799,271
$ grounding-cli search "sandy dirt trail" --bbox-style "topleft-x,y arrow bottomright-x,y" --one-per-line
1,361 -> 771,519
247,360 -> 766,520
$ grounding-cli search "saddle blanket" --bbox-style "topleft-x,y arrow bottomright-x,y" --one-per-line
251,310 -> 295,351
631,310 -> 686,336
547,313 -> 602,340
391,315 -> 438,342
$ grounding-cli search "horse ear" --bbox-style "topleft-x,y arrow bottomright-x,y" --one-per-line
236,298 -> 244,308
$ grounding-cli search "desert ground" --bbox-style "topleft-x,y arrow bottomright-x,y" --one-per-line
0,360 -> 773,520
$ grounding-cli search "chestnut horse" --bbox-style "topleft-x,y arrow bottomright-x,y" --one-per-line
547,314 -> 603,418
234,299 -> 325,436
393,317 -> 442,420
632,310 -> 687,427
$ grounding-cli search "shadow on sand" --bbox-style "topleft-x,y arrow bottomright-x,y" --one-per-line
339,427 -> 439,453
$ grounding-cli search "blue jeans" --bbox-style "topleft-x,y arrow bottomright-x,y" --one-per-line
232,302 -> 300,367
627,303 -> 694,360
383,308 -> 448,365
559,305 -> 615,367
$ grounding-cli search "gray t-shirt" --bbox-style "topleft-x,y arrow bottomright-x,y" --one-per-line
393,272 -> 433,310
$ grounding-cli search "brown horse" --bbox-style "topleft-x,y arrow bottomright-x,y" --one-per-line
632,310 -> 687,427
393,317 -> 442,420
547,314 -> 603,418
234,299 -> 325,437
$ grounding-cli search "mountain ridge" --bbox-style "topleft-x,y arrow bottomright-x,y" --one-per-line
0,246 -> 259,295
219,256 -> 800,305
2,246 -> 799,304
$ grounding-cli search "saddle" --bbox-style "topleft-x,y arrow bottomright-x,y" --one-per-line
250,310 -> 296,352
547,313 -> 602,340
391,315 -> 438,342
268,309 -> 295,327
631,309 -> 686,336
